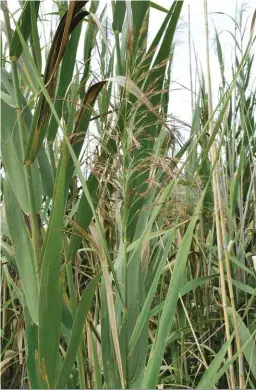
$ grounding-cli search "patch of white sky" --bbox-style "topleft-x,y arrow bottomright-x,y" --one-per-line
2,0 -> 255,139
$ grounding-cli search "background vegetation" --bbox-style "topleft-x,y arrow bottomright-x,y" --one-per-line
1,0 -> 256,388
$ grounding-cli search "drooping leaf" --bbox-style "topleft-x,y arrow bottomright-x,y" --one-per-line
4,177 -> 39,325
24,1 -> 89,163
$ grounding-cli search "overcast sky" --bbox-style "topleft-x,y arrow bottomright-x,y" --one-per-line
151,0 -> 255,125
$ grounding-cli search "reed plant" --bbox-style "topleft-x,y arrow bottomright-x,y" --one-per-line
1,1 -> 256,388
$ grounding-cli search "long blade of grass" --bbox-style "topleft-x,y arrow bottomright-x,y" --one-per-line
56,273 -> 102,389
196,335 -> 234,388
38,145 -> 67,387
228,307 -> 256,381
10,1 -> 40,60
129,230 -> 175,354
141,180 -> 210,388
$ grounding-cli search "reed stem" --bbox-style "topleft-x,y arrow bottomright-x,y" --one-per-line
203,1 -> 237,387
